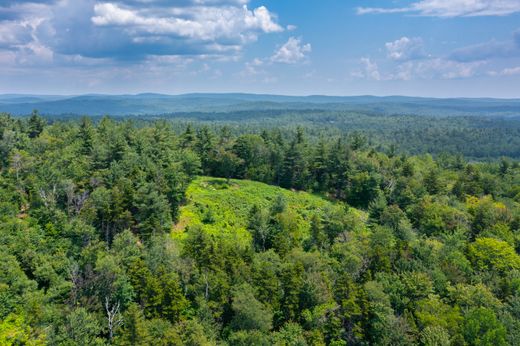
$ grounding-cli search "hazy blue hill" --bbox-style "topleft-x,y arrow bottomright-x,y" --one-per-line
0,95 -> 69,104
1,93 -> 520,116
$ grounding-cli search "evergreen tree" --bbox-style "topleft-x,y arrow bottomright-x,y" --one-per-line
27,110 -> 46,139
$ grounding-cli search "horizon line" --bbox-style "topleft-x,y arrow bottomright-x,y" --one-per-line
1,92 -> 520,101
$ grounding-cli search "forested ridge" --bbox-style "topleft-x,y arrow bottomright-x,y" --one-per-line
1,112 -> 520,345
39,109 -> 520,160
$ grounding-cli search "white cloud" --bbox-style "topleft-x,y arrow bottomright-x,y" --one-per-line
91,3 -> 283,42
251,58 -> 263,66
358,0 -> 520,17
354,57 -> 381,80
0,3 -> 51,50
242,58 -> 264,75
271,37 -> 311,64
501,66 -> 520,75
0,0 -> 285,67
20,40 -> 54,63
352,56 -> 483,81
393,59 -> 484,80
489,66 -> 520,76
246,6 -> 283,33
357,7 -> 409,15
0,21 -> 31,47
385,37 -> 426,61
0,9 -> 54,66
352,32 -> 514,81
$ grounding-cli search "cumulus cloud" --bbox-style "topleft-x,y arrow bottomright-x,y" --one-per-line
357,0 -> 520,17
0,2 -> 54,66
352,29 -> 520,82
352,58 -> 381,80
271,37 -> 311,64
0,0 -> 284,64
241,58 -> 264,75
91,3 -> 282,40
353,36 -> 488,81
385,37 -> 426,61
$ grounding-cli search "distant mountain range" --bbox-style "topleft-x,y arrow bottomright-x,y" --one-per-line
1,93 -> 520,117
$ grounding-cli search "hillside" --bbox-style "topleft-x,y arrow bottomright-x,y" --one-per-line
1,117 -> 520,344
174,176 -> 366,246
1,93 -> 520,116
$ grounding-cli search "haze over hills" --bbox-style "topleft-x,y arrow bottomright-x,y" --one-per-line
1,93 -> 520,117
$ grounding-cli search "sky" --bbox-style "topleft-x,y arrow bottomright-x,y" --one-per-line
1,0 -> 520,97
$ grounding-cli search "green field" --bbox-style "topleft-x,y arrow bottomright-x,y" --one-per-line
174,176 -> 366,246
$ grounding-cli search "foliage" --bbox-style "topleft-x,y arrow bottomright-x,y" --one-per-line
0,114 -> 519,344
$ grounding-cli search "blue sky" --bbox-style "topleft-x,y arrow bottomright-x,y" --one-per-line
1,0 -> 520,97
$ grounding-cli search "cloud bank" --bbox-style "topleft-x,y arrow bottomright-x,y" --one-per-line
0,0 -> 284,64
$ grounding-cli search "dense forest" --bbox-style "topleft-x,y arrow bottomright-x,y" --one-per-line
1,112 -> 520,345
163,110 -> 520,159
41,109 -> 520,160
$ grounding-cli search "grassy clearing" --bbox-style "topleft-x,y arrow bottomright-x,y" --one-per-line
173,176 -> 361,246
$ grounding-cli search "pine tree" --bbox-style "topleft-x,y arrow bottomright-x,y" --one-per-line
116,304 -> 151,346
79,117 -> 95,155
27,110 -> 46,138
309,214 -> 327,251
248,205 -> 270,251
